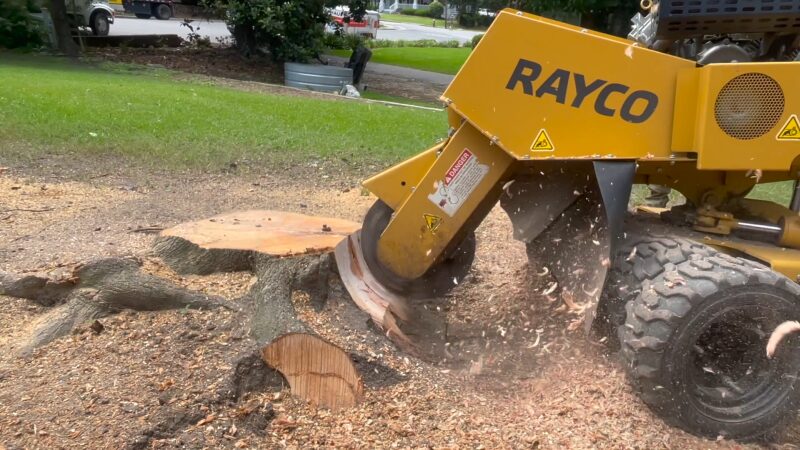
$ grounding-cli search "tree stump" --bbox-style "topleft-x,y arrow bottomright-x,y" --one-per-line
152,210 -> 365,408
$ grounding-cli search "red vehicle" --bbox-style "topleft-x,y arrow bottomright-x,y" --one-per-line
330,7 -> 380,39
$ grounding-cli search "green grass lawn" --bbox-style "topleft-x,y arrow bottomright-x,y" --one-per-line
631,182 -> 793,207
0,54 -> 447,168
380,13 -> 439,27
331,47 -> 470,74
360,91 -> 442,108
380,13 -> 486,30
748,181 -> 793,206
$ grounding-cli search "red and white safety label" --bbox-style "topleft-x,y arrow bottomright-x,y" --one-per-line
428,148 -> 489,217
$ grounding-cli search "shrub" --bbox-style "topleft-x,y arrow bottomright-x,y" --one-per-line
210,0 -> 328,63
322,31 -> 364,50
0,0 -> 43,49
399,7 -> 430,17
469,33 -> 483,48
458,12 -> 493,28
427,0 -> 443,19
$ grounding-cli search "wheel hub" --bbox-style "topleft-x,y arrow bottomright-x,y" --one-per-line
688,304 -> 798,420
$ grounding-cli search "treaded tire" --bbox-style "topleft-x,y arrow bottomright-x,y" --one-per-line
90,12 -> 110,37
595,233 -> 712,346
619,244 -> 800,440
155,3 -> 171,20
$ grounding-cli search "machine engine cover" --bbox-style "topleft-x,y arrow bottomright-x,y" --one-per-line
654,0 -> 800,40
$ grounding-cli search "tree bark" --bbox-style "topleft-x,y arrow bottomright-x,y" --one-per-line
48,0 -> 79,56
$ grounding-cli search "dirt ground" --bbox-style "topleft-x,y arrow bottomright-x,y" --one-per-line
2,155 -> 800,449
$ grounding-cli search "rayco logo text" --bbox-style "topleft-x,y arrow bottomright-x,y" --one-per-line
505,59 -> 659,124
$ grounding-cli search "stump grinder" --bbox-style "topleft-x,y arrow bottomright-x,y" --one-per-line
336,1 -> 800,440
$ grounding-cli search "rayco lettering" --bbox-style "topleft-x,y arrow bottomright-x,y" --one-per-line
505,59 -> 659,124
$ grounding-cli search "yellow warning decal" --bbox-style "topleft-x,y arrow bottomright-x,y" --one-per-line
531,129 -> 554,151
423,213 -> 442,233
777,115 -> 800,141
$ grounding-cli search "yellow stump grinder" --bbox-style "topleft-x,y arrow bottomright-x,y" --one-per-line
336,1 -> 800,441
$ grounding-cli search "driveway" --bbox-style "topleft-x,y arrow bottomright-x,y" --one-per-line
110,17 -> 231,42
110,17 -> 481,44
378,21 -> 482,44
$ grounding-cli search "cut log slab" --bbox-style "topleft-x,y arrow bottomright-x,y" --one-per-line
262,333 -> 364,410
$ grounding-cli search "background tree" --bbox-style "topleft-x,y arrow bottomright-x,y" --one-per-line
0,0 -> 43,49
47,0 -> 79,55
210,0 -> 367,62
513,0 -> 635,34
427,0 -> 444,19
452,0 -> 636,35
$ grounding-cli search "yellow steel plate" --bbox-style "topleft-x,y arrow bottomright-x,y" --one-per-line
705,237 -> 800,282
443,9 -> 693,160
693,63 -> 800,170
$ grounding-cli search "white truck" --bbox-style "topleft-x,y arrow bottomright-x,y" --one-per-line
328,6 -> 380,39
66,0 -> 115,36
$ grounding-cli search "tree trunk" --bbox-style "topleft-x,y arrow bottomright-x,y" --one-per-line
48,0 -> 79,56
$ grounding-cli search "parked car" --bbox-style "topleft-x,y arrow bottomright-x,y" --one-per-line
66,0 -> 115,36
124,0 -> 173,20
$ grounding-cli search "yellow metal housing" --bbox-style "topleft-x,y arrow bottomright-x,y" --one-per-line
363,8 -> 800,286
443,10 -> 693,160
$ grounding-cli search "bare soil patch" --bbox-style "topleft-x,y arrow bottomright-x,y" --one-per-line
1,157 -> 798,449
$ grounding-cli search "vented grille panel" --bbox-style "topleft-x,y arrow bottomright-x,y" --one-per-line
655,0 -> 800,39
714,73 -> 784,140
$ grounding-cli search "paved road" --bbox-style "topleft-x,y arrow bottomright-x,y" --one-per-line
111,18 -> 481,44
326,54 -> 453,86
378,21 -> 481,44
110,17 -> 232,42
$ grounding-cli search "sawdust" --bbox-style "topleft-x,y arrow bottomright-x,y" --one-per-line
1,160 -> 798,449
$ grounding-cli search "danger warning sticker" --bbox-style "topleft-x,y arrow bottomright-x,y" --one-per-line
428,148 -> 489,217
423,213 -> 442,232
777,115 -> 800,141
531,129 -> 554,151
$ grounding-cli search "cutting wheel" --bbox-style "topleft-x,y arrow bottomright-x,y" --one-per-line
360,200 -> 476,298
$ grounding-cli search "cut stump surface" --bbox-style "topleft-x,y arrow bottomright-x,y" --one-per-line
160,210 -> 360,257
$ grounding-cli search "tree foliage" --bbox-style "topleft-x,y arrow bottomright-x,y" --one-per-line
447,0 -> 635,34
427,0 -> 443,19
0,0 -> 43,49
211,0 -> 368,63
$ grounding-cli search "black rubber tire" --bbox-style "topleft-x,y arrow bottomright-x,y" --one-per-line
154,4 -> 171,20
361,200 -> 476,298
135,13 -> 151,19
594,234 -> 712,346
90,12 -> 110,37
619,245 -> 800,440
